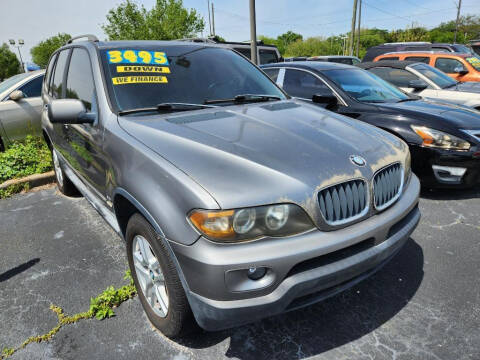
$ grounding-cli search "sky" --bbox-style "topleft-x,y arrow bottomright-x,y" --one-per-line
1,0 -> 479,63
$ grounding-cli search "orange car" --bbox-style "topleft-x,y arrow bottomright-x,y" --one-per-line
373,52 -> 480,82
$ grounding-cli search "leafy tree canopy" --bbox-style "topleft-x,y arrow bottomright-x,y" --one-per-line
102,0 -> 204,40
0,44 -> 21,81
30,33 -> 72,68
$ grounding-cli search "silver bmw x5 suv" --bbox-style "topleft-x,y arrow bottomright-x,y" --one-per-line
42,35 -> 420,338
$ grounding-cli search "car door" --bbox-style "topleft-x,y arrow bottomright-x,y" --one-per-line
0,74 -> 44,143
434,57 -> 468,81
62,47 -> 107,196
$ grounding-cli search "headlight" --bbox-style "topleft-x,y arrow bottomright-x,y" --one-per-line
411,126 -> 470,150
189,204 -> 314,242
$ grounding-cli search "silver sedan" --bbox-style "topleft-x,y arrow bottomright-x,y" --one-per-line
0,70 -> 44,150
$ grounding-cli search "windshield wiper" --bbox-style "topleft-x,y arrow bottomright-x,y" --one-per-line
118,103 -> 217,116
397,97 -> 418,103
204,94 -> 281,105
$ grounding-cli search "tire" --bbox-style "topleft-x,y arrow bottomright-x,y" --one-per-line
51,148 -> 78,196
126,213 -> 195,338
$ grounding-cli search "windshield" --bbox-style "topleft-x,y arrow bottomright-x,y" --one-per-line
411,63 -> 457,88
465,56 -> 480,71
0,72 -> 32,95
323,68 -> 409,103
453,44 -> 473,54
101,46 -> 286,112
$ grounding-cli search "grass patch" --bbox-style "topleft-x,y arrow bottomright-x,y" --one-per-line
0,271 -> 137,360
0,136 -> 52,199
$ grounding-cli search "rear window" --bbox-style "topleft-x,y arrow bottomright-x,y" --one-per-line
233,47 -> 252,60
405,56 -> 430,63
259,49 -> 278,64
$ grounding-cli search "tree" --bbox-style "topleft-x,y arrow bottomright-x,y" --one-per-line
102,0 -> 204,40
0,44 -> 21,81
276,31 -> 302,54
30,33 -> 72,68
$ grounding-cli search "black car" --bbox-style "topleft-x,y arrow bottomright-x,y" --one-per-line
260,61 -> 480,188
363,42 -> 473,62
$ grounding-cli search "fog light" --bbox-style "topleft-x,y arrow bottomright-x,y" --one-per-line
247,266 -> 266,280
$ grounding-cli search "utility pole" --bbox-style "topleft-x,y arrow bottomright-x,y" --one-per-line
211,3 -> 215,36
207,0 -> 212,36
249,0 -> 258,65
356,0 -> 362,58
454,0 -> 462,43
349,0 -> 358,56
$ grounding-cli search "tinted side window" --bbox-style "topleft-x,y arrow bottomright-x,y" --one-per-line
51,50 -> 70,99
329,58 -> 352,65
66,48 -> 94,111
369,67 -> 419,87
405,56 -> 429,63
431,47 -> 451,53
378,57 -> 399,61
19,75 -> 44,97
283,69 -> 332,99
259,49 -> 278,64
263,68 -> 280,82
435,58 -> 466,73
45,53 -> 57,96
234,47 -> 252,60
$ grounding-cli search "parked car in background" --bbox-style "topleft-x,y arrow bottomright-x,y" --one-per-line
0,70 -> 44,151
261,61 -> 480,188
358,60 -> 480,110
284,56 -> 308,62
363,42 -> 473,62
308,55 -> 361,65
179,37 -> 281,64
373,52 -> 480,82
469,39 -> 480,56
42,36 -> 420,338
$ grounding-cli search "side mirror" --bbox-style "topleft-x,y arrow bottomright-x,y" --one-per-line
47,99 -> 95,124
454,66 -> 468,75
408,79 -> 428,91
9,90 -> 24,101
312,93 -> 338,109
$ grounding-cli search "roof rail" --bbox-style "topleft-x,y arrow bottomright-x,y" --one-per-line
383,50 -> 447,55
383,41 -> 431,45
66,34 -> 99,44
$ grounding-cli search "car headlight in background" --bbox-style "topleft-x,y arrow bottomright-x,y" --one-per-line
411,126 -> 470,150
189,204 -> 314,242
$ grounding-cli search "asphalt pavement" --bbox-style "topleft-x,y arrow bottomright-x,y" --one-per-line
0,185 -> 479,360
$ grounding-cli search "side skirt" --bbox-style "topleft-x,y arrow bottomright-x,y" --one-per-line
62,163 -> 121,235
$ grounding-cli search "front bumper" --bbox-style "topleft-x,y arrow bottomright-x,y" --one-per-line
410,144 -> 480,188
170,175 -> 421,331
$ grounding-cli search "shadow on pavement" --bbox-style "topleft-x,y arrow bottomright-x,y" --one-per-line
0,258 -> 40,283
177,238 -> 424,359
420,186 -> 480,201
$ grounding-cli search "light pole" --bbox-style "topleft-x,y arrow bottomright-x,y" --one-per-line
9,39 -> 25,72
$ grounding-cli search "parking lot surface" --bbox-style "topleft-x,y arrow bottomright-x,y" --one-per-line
0,186 -> 479,360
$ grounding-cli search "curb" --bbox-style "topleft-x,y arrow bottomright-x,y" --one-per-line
0,171 -> 55,190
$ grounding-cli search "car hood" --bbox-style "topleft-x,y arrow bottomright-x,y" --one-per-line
118,100 -> 407,210
376,99 -> 480,130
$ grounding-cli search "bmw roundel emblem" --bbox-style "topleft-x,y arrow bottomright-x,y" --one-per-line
350,155 -> 366,167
